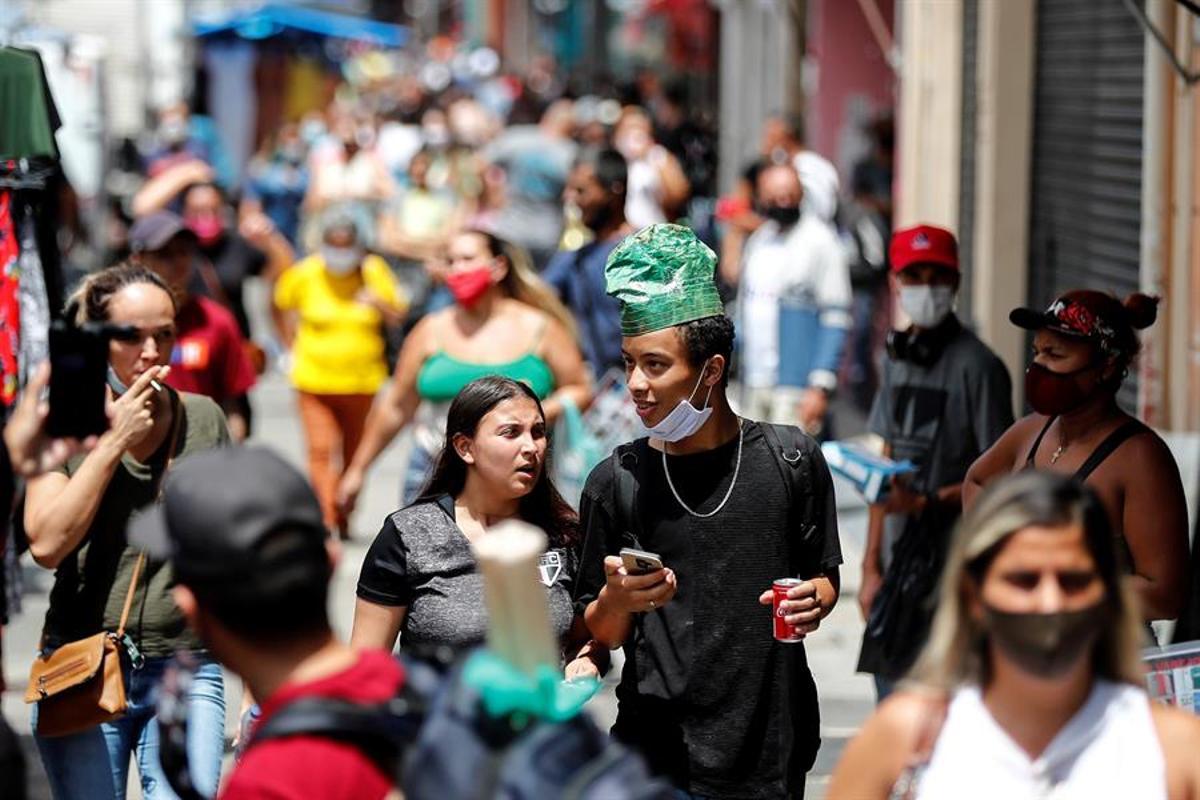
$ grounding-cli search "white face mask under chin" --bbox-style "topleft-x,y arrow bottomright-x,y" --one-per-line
899,285 -> 956,328
639,362 -> 715,443
322,246 -> 363,275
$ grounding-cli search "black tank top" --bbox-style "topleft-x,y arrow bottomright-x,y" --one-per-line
1023,415 -> 1152,583
1023,416 -> 1151,480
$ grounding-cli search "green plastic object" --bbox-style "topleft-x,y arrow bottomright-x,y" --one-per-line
604,223 -> 724,336
463,650 -> 600,723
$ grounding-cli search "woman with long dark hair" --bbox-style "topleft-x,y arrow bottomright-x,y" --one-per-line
351,376 -> 601,675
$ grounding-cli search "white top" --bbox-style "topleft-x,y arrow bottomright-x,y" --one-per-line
916,680 -> 1166,800
794,150 -> 840,223
738,214 -> 851,390
625,146 -> 670,230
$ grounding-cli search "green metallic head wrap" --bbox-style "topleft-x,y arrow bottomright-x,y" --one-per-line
604,223 -> 724,336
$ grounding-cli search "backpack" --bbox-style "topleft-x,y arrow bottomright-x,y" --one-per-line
401,655 -> 674,800
608,423 -> 831,784
244,654 -> 673,800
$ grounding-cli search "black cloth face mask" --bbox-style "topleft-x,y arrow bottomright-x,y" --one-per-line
983,601 -> 1109,679
1023,361 -> 1105,417
761,204 -> 801,228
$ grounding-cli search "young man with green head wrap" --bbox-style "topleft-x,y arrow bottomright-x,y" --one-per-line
573,224 -> 843,798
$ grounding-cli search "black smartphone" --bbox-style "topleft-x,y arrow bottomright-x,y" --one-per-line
45,320 -> 110,439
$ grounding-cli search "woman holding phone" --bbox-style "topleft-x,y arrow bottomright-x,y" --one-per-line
351,376 -> 603,677
24,264 -> 230,799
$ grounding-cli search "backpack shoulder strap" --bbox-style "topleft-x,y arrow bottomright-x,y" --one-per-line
250,694 -> 420,745
760,422 -> 811,508
611,440 -> 648,549
247,692 -> 422,780
760,423 -> 824,575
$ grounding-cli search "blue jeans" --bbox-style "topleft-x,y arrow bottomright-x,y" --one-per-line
34,655 -> 225,800
402,437 -> 436,505
874,673 -> 896,703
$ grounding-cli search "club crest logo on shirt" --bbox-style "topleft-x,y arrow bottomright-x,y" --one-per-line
537,551 -> 563,587
172,339 -> 210,370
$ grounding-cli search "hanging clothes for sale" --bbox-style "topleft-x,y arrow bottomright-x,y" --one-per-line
0,192 -> 18,405
17,211 -> 50,378
0,46 -> 61,161
0,44 -> 66,405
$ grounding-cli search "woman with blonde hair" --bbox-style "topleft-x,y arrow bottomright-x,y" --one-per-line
337,227 -> 590,516
828,471 -> 1200,799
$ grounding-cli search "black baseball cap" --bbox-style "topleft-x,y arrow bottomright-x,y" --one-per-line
129,211 -> 196,253
129,447 -> 329,594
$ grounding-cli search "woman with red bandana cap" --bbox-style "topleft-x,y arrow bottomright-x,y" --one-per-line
963,290 -> 1189,624
337,228 -> 590,521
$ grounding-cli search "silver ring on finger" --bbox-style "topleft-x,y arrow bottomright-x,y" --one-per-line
649,599 -> 656,609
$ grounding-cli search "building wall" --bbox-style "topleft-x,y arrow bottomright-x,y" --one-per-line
894,0 -> 962,231
1144,0 -> 1200,432
714,0 -> 803,194
27,0 -> 190,137
805,0 -> 895,180
967,0 -> 1035,395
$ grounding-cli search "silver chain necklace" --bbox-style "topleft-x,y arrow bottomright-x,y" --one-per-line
662,419 -> 744,518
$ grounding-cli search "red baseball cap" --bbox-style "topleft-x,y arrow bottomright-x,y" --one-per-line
889,224 -> 959,273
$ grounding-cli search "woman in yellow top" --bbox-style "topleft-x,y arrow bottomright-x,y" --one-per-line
337,228 -> 591,518
274,211 -> 406,537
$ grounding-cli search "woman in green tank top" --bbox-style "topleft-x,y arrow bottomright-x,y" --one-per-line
338,229 -> 591,516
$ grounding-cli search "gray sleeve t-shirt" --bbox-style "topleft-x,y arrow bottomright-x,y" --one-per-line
867,321 -> 1014,562
356,495 -> 576,652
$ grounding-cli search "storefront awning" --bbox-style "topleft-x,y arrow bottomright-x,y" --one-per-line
193,4 -> 407,47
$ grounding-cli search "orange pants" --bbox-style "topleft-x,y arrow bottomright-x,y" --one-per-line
296,391 -> 374,535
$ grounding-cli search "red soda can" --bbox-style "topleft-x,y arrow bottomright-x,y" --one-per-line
773,578 -> 805,643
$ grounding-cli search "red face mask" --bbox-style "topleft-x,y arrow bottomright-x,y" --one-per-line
1024,361 -> 1105,416
185,215 -> 225,247
446,266 -> 493,309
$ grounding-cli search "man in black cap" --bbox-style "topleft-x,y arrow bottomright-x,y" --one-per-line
129,211 -> 258,441
131,446 -> 404,800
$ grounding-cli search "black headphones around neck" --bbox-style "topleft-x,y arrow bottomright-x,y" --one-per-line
886,320 -> 957,367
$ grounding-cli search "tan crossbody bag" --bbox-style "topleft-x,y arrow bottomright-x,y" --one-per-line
25,394 -> 183,737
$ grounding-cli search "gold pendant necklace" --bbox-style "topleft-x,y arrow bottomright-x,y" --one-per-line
1050,441 -> 1067,464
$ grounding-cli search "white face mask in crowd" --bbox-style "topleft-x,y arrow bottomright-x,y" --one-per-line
640,361 -> 715,442
322,245 -> 363,276
899,285 -> 956,328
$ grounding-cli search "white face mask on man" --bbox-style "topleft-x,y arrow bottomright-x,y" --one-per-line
899,285 -> 956,328
322,245 -> 363,276
639,360 -> 715,442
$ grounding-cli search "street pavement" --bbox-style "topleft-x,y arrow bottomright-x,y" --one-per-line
4,353 -> 875,799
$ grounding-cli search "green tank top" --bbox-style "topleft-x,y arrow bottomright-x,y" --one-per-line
416,350 -> 556,403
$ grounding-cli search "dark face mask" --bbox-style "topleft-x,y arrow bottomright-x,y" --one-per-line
1024,361 -> 1105,417
581,201 -> 618,233
762,204 -> 801,228
983,602 -> 1108,679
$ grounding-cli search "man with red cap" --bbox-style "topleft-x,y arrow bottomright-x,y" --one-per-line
855,223 -> 1013,700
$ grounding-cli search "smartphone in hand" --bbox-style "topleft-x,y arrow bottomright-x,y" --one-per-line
45,320 -> 110,439
620,547 -> 665,575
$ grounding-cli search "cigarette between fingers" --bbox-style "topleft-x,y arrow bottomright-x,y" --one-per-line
150,380 -> 163,393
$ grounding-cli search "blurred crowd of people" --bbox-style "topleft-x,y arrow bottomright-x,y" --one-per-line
98,65 -> 895,542
8,42 -> 1200,800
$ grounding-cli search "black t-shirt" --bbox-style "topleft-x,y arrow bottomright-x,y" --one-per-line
357,495 -> 576,652
573,422 -> 841,798
190,234 -> 267,337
